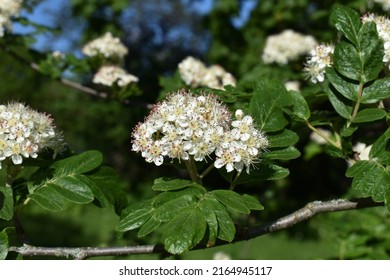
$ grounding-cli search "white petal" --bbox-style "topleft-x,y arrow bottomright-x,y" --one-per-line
12,154 -> 23,165
226,163 -> 234,172
214,159 -> 225,169
154,156 -> 164,166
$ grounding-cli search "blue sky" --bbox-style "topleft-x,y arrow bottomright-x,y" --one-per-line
13,0 -> 257,53
14,0 -> 80,52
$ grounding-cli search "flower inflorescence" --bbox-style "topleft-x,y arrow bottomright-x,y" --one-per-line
0,102 -> 64,168
362,13 -> 390,67
82,32 -> 128,60
0,0 -> 22,37
93,65 -> 139,87
178,56 -> 236,90
262,30 -> 317,65
131,90 -> 268,174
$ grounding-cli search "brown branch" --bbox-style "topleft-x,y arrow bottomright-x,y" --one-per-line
8,198 -> 383,259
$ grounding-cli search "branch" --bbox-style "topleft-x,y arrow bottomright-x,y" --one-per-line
0,44 -> 153,109
8,244 -> 166,260
8,198 -> 383,259
243,198 -> 383,239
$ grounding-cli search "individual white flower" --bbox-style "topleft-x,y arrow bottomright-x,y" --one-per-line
362,13 -> 390,67
178,56 -> 236,90
262,29 -> 317,65
303,43 -> 334,83
52,50 -> 65,60
353,142 -> 372,161
82,32 -> 128,59
213,251 -> 231,260
0,0 -> 22,37
0,102 -> 64,168
92,65 -> 139,87
284,81 -> 301,91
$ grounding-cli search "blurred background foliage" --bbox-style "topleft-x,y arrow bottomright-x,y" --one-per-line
1,0 -> 390,259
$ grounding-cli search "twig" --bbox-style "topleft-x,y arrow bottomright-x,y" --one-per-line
8,198 -> 383,259
0,44 -> 153,108
8,244 -> 166,260
243,198 -> 383,239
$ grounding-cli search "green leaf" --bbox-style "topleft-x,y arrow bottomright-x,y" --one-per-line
235,162 -> 290,184
198,197 -> 219,247
152,178 -> 195,191
250,80 -> 290,132
0,229 -> 8,260
48,175 -> 94,204
153,194 -> 197,222
241,194 -> 264,210
263,146 -> 301,160
212,197 -> 236,242
211,190 -> 250,214
137,217 -> 161,238
330,5 -> 361,45
352,108 -> 386,123
326,67 -> 359,101
52,150 -> 103,175
287,91 -> 310,121
117,202 -> 154,232
267,129 -> 299,148
357,22 -> 384,82
346,161 -> 390,202
152,186 -> 205,207
362,78 -> 390,104
28,186 -> 66,211
333,42 -> 361,81
86,166 -> 124,209
327,86 -> 353,119
340,126 -> 358,137
0,186 -> 13,221
163,207 -> 206,254
369,128 -> 390,163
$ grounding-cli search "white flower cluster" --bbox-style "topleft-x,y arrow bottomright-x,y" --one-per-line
303,43 -> 335,83
131,90 -> 268,174
0,102 -> 63,168
361,13 -> 390,67
93,65 -> 139,87
262,30 -> 317,65
178,56 -> 236,90
0,0 -> 22,37
82,32 -> 128,59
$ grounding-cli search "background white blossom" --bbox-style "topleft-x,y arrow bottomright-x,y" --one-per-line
262,29 -> 317,65
0,0 -> 23,37
82,32 -> 128,59
178,56 -> 236,90
93,65 -> 139,87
